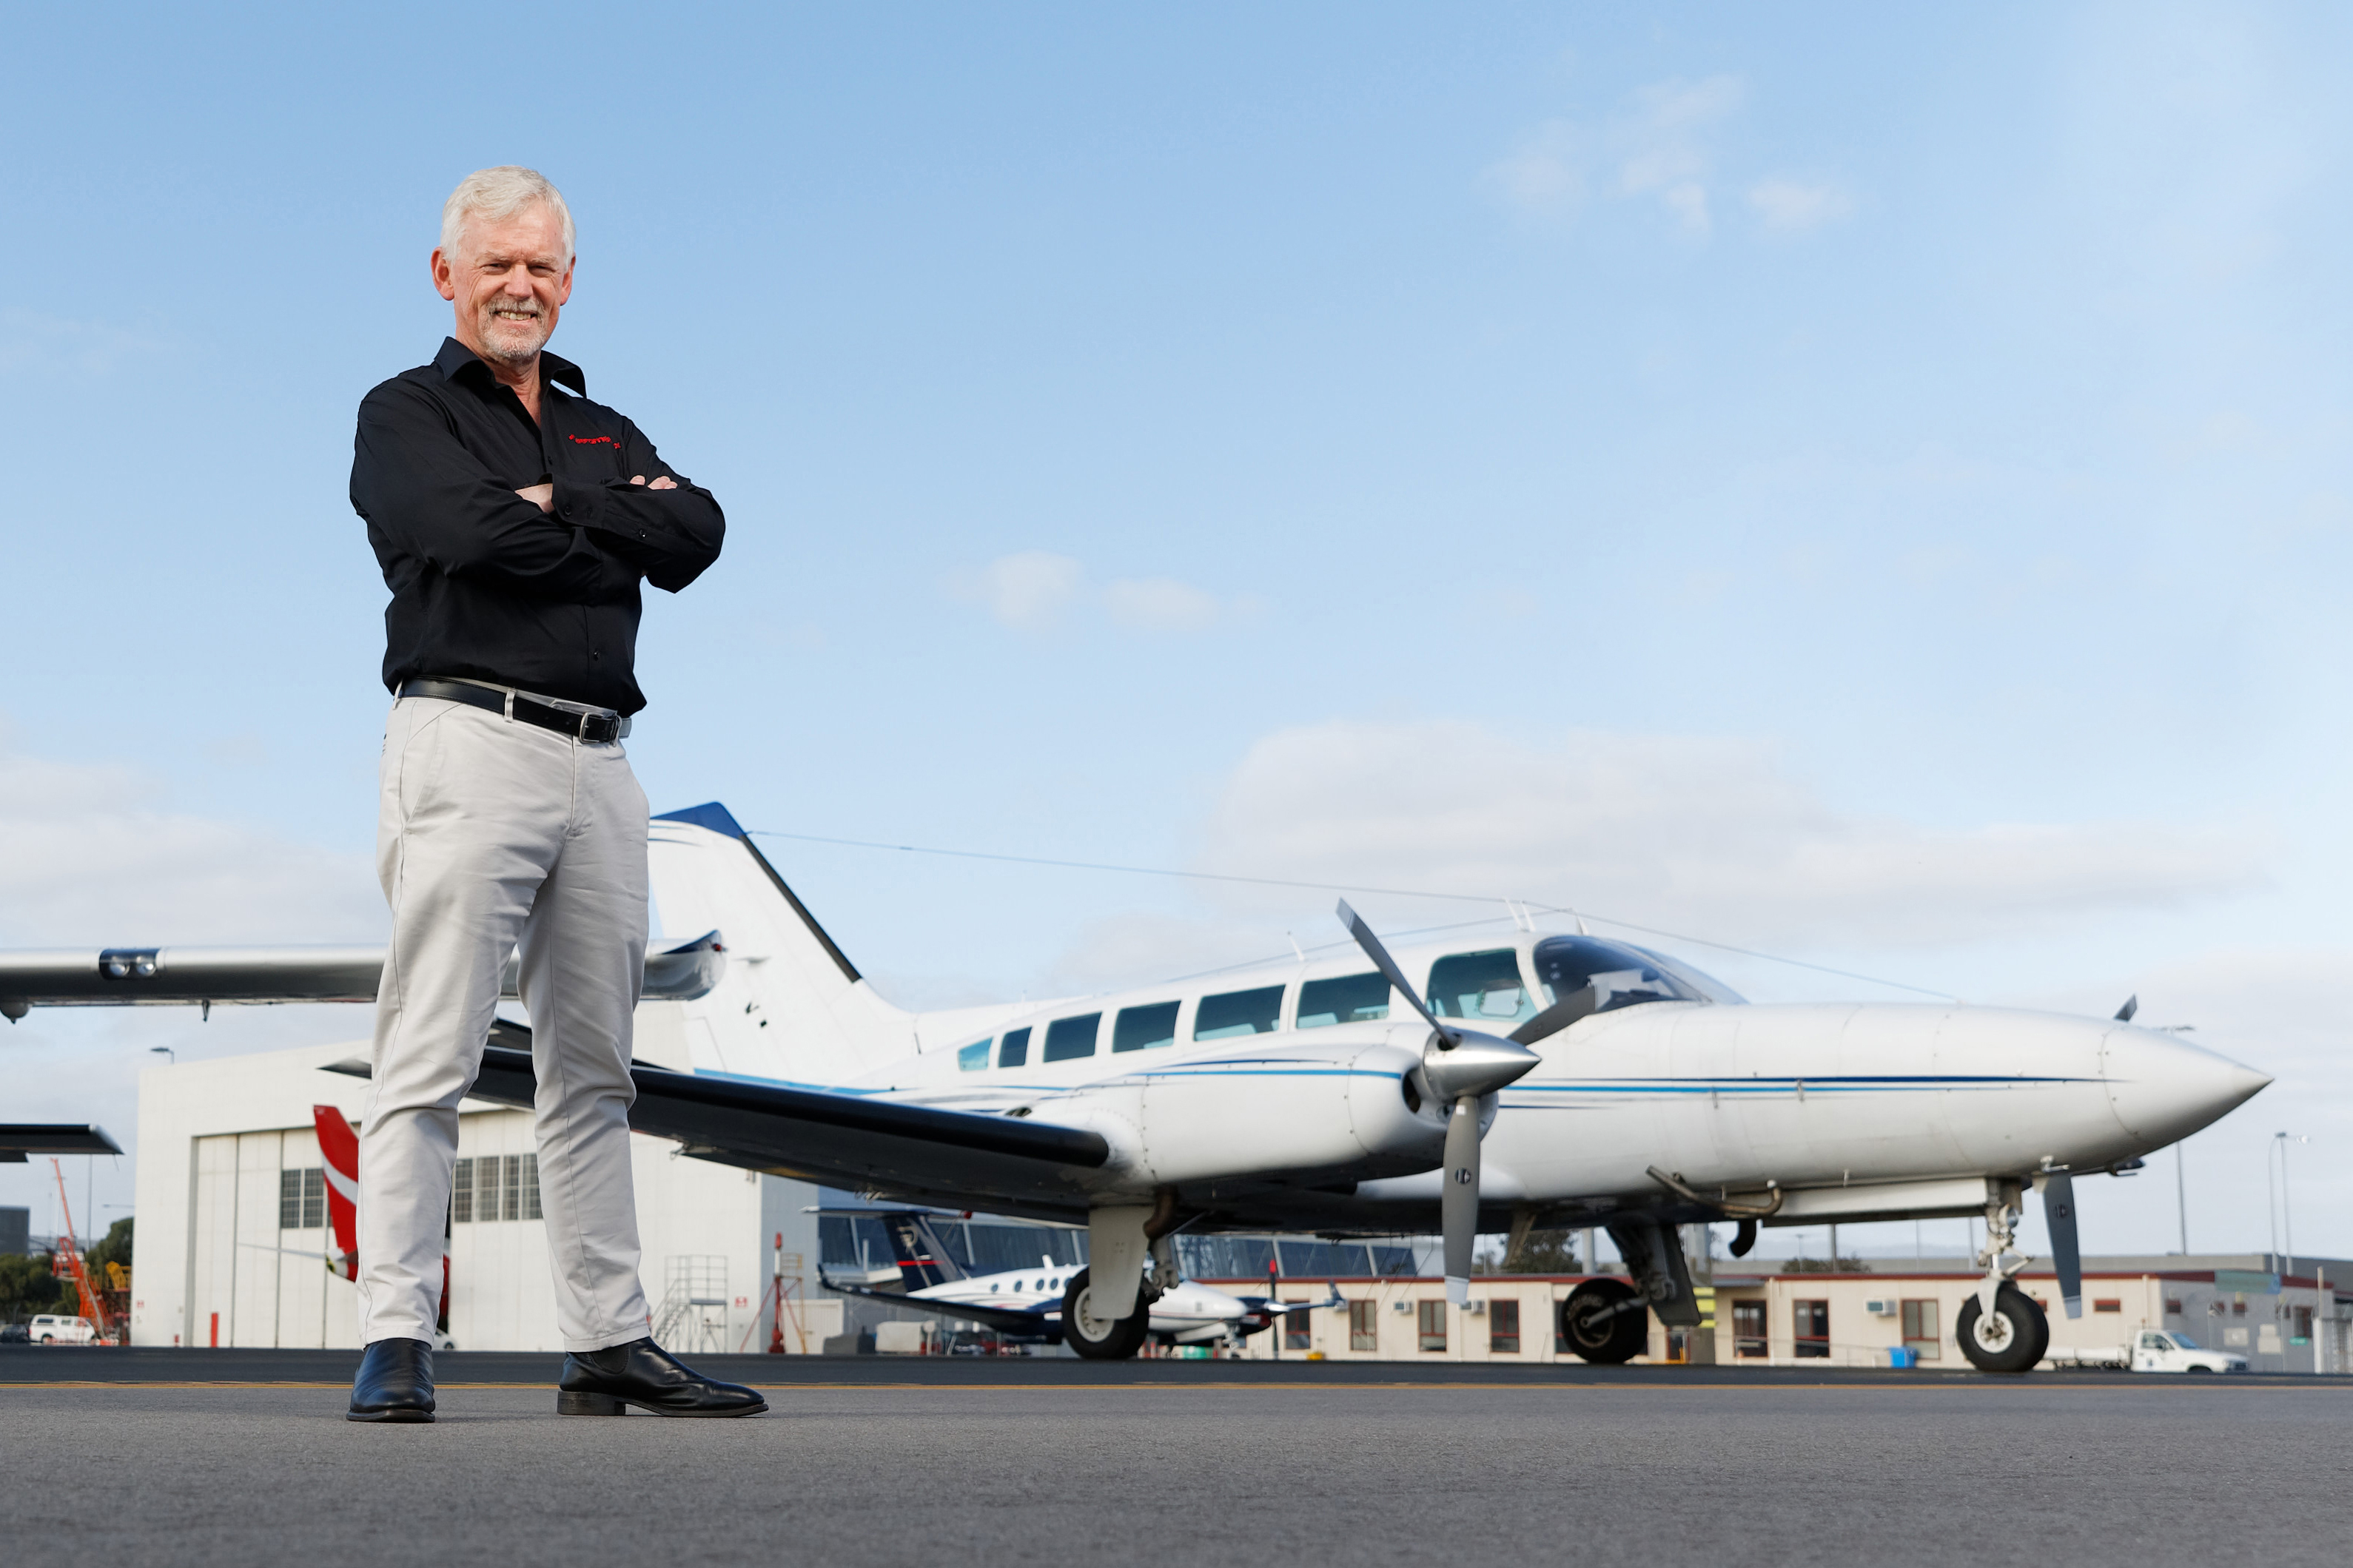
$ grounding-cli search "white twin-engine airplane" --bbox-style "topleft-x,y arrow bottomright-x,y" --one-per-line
0,801 -> 2272,1372
825,1208 -> 1337,1352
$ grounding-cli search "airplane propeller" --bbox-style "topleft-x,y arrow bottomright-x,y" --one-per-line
1336,901 -> 1543,1305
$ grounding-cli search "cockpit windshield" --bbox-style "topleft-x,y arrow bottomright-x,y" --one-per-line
1530,935 -> 1741,1015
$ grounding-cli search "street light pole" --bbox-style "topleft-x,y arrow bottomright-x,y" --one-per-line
2272,1133 -> 2305,1277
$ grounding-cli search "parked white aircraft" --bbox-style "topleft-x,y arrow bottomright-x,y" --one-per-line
825,1208 -> 1336,1353
0,801 -> 2272,1372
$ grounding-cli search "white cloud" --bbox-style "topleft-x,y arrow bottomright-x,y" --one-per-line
959,551 -> 1084,628
1483,120 -> 1585,218
1748,177 -> 1856,232
1614,75 -> 1744,235
0,728 -> 380,946
954,554 -> 1244,634
1102,576 -> 1221,631
1488,75 -> 1745,235
1195,719 -> 2265,949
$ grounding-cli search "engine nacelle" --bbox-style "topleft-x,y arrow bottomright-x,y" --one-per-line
1053,1036 -> 1445,1192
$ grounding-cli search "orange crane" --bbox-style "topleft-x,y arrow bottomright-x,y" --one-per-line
49,1157 -> 114,1345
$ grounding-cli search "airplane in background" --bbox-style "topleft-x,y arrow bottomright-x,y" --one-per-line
0,801 -> 2273,1372
824,1208 -> 1336,1354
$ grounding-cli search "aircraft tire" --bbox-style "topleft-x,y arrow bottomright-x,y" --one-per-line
1559,1278 -> 1646,1365
1956,1284 -> 2046,1374
1061,1267 -> 1148,1360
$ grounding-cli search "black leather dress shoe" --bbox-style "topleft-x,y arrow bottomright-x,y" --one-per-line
557,1338 -> 768,1417
348,1338 -> 435,1423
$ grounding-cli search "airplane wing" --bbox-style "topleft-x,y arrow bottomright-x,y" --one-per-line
0,932 -> 726,1013
0,1125 -> 124,1162
822,1279 -> 1060,1339
326,1023 -> 1112,1221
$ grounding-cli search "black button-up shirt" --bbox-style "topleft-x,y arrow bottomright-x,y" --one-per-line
351,337 -> 726,714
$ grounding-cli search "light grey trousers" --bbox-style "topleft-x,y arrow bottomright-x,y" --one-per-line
358,694 -> 654,1350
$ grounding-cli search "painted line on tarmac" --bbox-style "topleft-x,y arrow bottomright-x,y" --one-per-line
4,1378 -> 2342,1393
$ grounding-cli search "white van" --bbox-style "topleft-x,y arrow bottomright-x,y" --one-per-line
27,1314 -> 99,1345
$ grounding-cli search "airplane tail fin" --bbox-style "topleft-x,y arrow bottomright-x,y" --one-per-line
881,1212 -> 967,1290
310,1106 -> 359,1282
645,804 -> 916,1082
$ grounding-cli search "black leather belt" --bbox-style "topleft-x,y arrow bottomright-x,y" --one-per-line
398,679 -> 628,743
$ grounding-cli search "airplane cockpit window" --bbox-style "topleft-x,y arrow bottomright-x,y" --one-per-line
1426,950 -> 1537,1025
998,1027 -> 1032,1069
1530,936 -> 1722,1015
956,1039 -> 991,1071
1298,972 -> 1392,1029
1195,985 -> 1285,1040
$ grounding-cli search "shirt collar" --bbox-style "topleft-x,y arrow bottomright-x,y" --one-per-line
433,336 -> 587,397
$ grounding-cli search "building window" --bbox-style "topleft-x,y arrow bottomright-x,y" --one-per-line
1042,1013 -> 1102,1063
521,1153 -> 542,1220
453,1158 -> 474,1223
1488,1299 -> 1521,1354
2093,1299 -> 2121,1313
2232,1299 -> 2246,1316
2164,1299 -> 2183,1316
1195,986 -> 1285,1040
1901,1299 -> 1941,1361
278,1167 -> 325,1230
2293,1306 -> 2312,1343
1283,1306 -> 1312,1352
503,1153 -> 522,1221
1349,1299 -> 1379,1353
1732,1300 -> 1768,1358
1793,1299 -> 1830,1359
1417,1300 -> 1448,1353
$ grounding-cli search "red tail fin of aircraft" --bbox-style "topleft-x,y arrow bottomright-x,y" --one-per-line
312,1104 -> 452,1333
312,1105 -> 360,1282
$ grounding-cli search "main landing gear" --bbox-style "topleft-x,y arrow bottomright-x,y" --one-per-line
1957,1183 -> 2049,1374
1558,1277 -> 1646,1364
1061,1267 -> 1149,1360
1558,1215 -> 1702,1365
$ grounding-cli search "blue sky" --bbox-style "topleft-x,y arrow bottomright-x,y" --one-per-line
3,2 -> 2348,1263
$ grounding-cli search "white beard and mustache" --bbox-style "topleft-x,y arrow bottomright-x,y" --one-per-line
477,297 -> 551,365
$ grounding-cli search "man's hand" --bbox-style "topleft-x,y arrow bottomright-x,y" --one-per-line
630,474 -> 679,490
515,482 -> 555,513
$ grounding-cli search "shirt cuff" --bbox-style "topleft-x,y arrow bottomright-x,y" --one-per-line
553,478 -> 605,528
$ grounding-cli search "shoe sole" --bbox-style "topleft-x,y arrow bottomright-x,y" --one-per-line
557,1390 -> 768,1418
346,1407 -> 434,1423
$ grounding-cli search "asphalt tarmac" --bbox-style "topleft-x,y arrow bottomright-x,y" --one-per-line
4,1350 -> 2346,1566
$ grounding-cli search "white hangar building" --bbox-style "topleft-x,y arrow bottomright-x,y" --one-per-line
130,1035 -> 842,1354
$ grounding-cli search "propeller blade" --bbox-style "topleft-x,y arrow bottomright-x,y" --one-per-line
1441,1095 -> 1482,1305
2043,1169 -> 2083,1319
1335,900 -> 1454,1043
1511,985 -> 1597,1046
2114,995 -> 2138,1023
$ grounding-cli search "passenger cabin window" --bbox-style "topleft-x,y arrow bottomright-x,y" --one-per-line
998,1027 -> 1032,1069
956,1039 -> 991,1071
1195,985 -> 1284,1040
1426,950 -> 1536,1025
1042,1014 -> 1102,1063
1529,935 -> 1719,1017
1296,972 -> 1392,1029
1112,1001 -> 1180,1053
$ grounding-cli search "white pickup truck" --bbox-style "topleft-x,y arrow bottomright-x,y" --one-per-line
2046,1329 -> 2248,1373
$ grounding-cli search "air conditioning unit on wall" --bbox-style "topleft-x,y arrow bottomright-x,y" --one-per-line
1864,1299 -> 1897,1316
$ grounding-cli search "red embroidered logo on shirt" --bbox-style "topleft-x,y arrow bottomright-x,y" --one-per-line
568,434 -> 615,445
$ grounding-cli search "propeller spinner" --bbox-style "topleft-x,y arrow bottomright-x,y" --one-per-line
1335,901 -> 1543,1304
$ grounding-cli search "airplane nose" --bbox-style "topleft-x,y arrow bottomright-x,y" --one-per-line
2102,1025 -> 2272,1146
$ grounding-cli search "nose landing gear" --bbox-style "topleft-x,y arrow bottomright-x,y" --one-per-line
1958,1184 -> 2050,1373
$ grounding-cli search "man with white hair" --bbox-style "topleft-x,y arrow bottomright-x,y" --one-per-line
346,166 -> 759,1421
